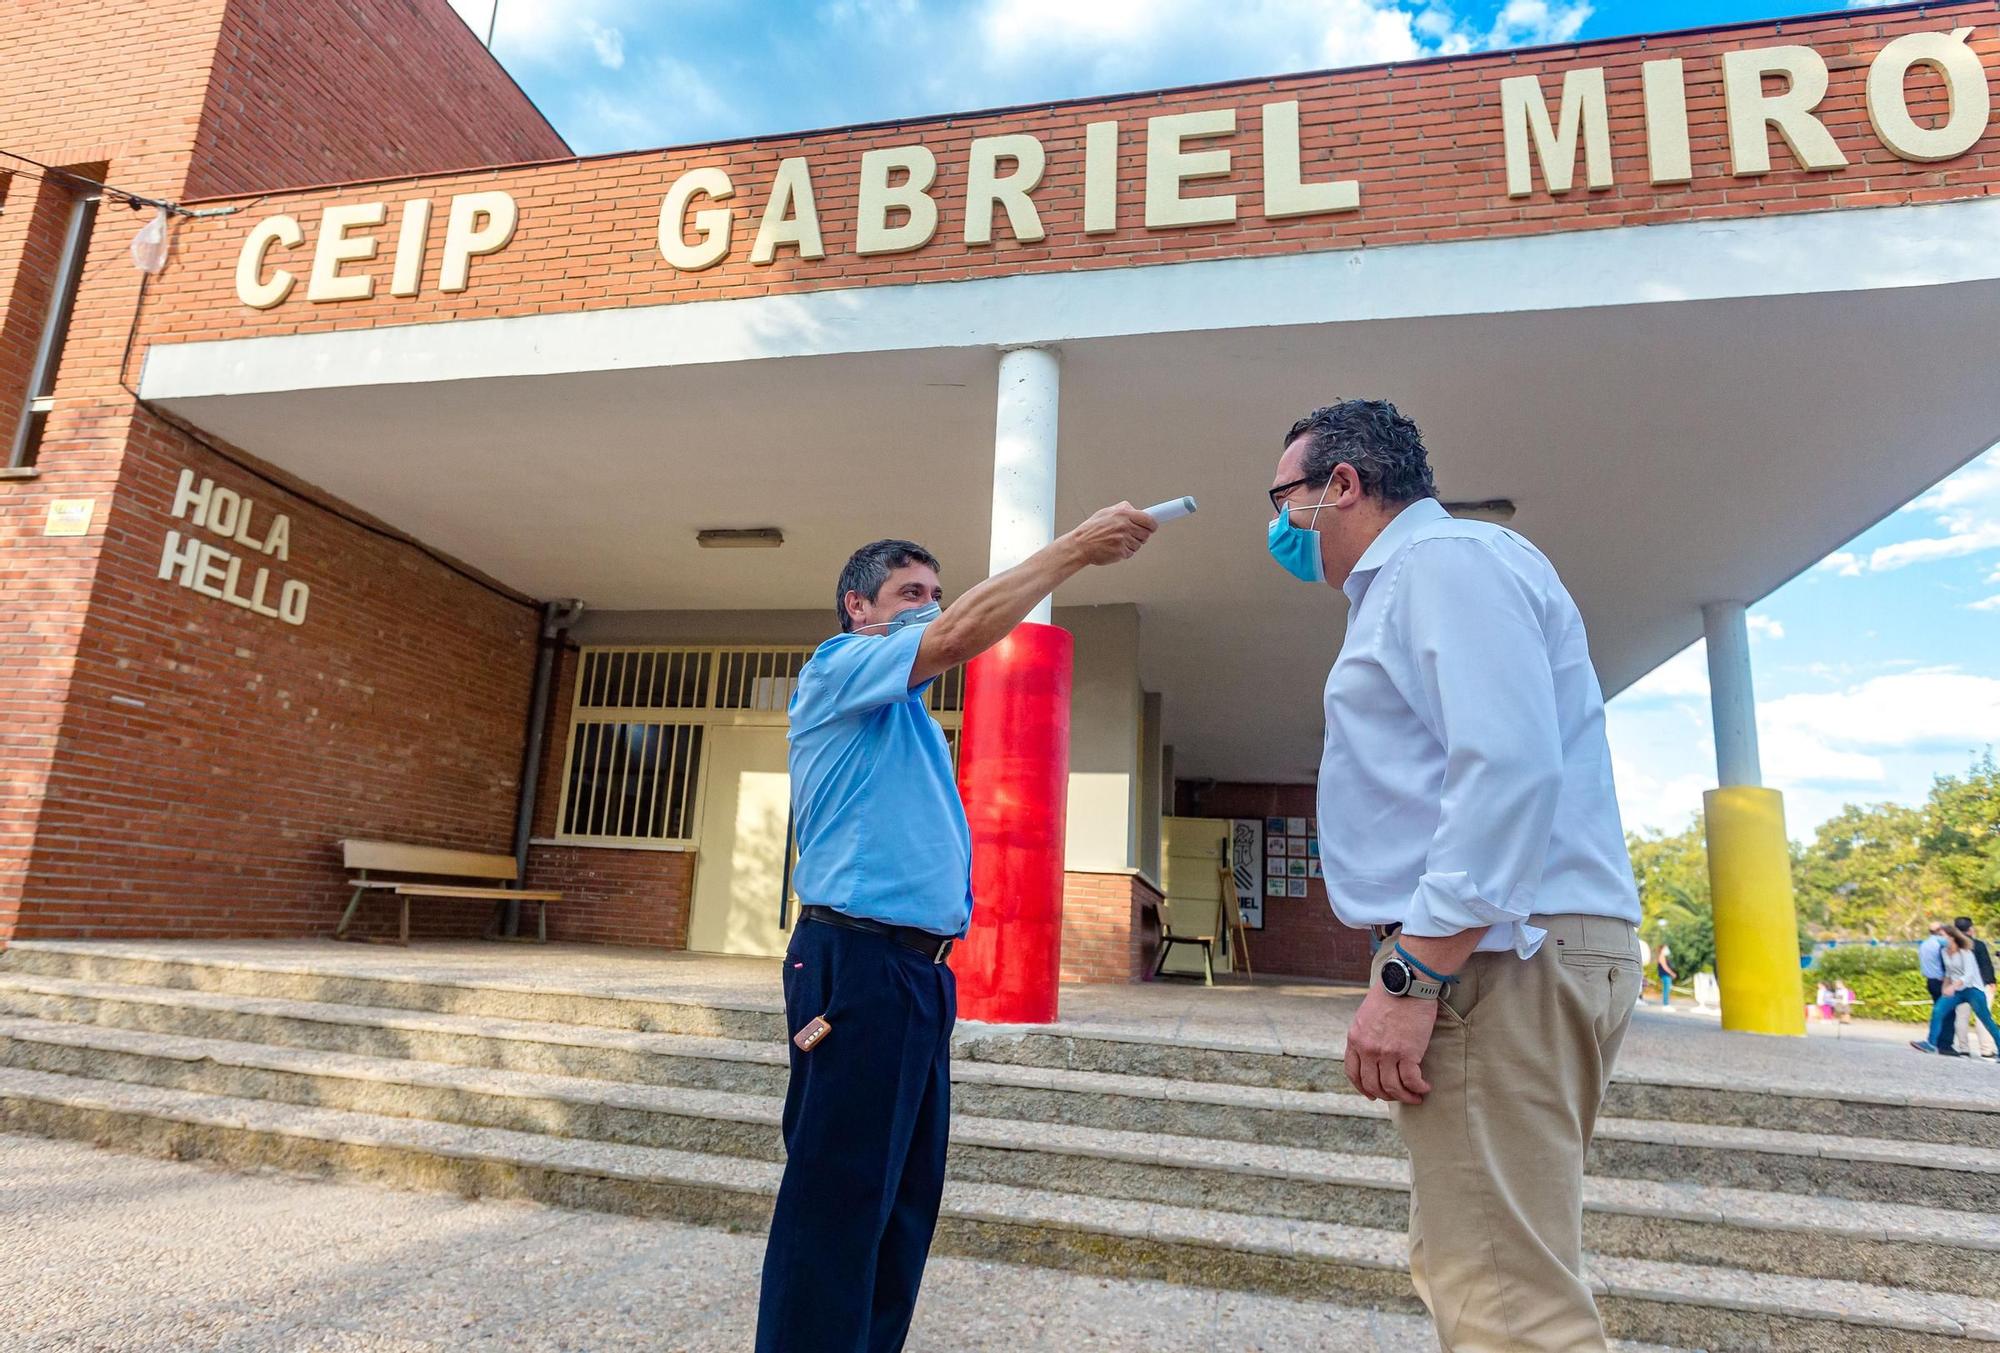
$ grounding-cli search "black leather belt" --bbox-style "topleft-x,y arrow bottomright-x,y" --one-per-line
801,905 -> 955,964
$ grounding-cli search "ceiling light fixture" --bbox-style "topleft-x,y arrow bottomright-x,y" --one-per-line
697,527 -> 784,549
1442,498 -> 1517,523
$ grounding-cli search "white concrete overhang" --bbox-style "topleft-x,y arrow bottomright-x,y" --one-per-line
141,198 -> 2000,783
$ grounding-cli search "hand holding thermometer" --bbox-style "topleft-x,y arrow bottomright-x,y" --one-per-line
1142,496 -> 1198,523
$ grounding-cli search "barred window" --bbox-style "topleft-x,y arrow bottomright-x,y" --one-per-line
556,645 -> 964,847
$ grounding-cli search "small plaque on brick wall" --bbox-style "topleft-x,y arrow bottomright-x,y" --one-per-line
43,498 -> 93,536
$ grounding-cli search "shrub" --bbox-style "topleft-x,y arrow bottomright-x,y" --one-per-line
1810,944 -> 1920,981
1802,959 -> 1933,1025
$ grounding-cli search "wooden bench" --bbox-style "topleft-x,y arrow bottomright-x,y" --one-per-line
336,839 -> 562,945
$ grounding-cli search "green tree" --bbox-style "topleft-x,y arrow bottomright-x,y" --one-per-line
1920,750 -> 2000,935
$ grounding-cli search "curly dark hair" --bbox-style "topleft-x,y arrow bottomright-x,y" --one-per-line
834,539 -> 941,633
1282,400 -> 1436,505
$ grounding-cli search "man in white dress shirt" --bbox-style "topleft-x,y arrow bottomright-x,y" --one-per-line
1267,400 -> 1642,1352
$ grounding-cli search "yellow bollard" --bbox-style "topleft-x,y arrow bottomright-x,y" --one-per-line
1702,786 -> 1805,1036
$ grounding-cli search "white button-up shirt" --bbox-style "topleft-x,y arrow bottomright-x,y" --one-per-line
1318,497 -> 1639,958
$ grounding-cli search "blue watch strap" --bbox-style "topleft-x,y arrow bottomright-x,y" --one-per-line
1393,941 -> 1456,985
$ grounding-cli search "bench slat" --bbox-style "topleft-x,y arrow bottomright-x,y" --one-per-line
386,885 -> 562,901
342,838 -> 517,881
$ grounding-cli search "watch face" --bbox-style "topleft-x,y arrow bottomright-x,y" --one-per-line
1381,959 -> 1411,996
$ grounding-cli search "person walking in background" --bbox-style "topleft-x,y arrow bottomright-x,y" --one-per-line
1657,940 -> 1678,1008
1816,981 -> 1836,1022
1920,922 -> 1959,1055
1959,916 -> 1996,992
1833,980 -> 1856,1023
1912,925 -> 2000,1061
1949,920 -> 1996,1058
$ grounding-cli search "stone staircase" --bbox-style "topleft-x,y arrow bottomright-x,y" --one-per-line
0,941 -> 1995,1351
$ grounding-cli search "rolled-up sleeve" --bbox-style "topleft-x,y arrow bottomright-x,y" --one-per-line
1385,539 -> 1564,957
790,626 -> 932,733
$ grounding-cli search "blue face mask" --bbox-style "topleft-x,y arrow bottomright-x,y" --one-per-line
855,600 -> 941,635
1266,486 -> 1331,584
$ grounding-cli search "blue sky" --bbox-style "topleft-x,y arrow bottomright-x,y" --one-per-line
447,0 -> 1999,841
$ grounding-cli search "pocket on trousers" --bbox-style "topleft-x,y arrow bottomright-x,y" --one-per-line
1437,963 -> 1480,1027
1557,948 -> 1640,973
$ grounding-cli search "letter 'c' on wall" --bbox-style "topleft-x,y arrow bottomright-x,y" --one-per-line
660,168 -> 736,271
236,215 -> 305,309
1723,44 -> 1850,174
1868,28 -> 1991,163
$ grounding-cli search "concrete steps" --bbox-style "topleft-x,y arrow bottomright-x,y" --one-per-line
4,1066 -> 1995,1351
5,972 -> 1994,1214
12,939 -> 1994,1147
2,940 -> 1997,1351
3,1013 -> 1992,1300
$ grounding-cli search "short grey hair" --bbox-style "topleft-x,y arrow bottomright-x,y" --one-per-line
835,539 -> 940,633
1283,400 -> 1436,505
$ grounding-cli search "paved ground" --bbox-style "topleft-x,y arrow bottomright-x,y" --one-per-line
0,1133 -> 1455,1353
42,940 -> 1996,1107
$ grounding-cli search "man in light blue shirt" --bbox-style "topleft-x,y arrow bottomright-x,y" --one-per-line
757,506 -> 1155,1353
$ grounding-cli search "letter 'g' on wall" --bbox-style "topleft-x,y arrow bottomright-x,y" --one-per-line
660,168 -> 736,270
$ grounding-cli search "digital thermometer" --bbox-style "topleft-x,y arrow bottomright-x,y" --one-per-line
1143,496 -> 1197,523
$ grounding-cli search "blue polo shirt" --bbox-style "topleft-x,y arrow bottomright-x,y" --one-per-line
787,624 -> 973,937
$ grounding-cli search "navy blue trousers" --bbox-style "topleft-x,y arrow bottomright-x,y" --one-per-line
755,917 -> 956,1353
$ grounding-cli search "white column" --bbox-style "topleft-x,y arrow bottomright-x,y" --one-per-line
990,345 -> 1061,624
1702,601 -> 1762,787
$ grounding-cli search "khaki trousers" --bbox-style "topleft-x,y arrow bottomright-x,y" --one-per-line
1376,914 -> 1641,1353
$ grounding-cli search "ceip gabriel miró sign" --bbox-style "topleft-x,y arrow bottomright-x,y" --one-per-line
233,27 -> 1993,310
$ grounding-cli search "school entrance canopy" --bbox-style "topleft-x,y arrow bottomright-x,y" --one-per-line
117,2 -> 2000,1026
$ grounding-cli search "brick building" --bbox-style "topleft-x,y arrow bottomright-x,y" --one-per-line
4,0 -> 1997,999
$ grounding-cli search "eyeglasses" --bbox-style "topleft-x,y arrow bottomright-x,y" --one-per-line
1268,476 -> 1317,515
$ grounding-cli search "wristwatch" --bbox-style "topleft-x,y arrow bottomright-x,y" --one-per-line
1380,943 -> 1454,1001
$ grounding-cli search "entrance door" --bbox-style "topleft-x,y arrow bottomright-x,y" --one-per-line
1160,817 -> 1230,978
687,726 -> 797,957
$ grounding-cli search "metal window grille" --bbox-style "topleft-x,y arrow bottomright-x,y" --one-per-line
555,644 -> 962,847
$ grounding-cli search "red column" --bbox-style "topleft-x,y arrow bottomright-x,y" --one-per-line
951,622 -> 1072,1024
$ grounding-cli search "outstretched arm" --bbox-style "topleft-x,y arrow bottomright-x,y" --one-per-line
911,502 -> 1155,686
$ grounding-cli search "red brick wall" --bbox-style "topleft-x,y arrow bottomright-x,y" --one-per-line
1061,870 -> 1163,984
1178,783 -> 1372,983
11,409 -> 538,939
0,0 -> 568,943
143,3 -> 2000,349
0,0 -> 232,940
525,846 -> 692,949
185,0 -> 568,200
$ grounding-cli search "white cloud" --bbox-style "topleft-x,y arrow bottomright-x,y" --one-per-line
447,0 -> 630,69
1970,594 -> 2000,612
1815,551 -> 1864,578
1484,0 -> 1591,47
1761,669 -> 2000,786
1747,614 -> 1784,640
1625,640 -> 1709,700
583,19 -> 626,70
1610,667 -> 2000,836
1865,448 -> 2000,571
